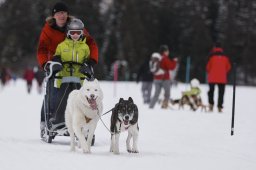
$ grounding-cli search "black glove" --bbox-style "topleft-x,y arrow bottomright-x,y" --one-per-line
85,58 -> 96,67
79,63 -> 94,79
52,55 -> 62,63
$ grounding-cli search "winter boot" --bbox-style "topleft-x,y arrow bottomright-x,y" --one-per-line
209,104 -> 213,112
161,99 -> 169,109
218,107 -> 223,113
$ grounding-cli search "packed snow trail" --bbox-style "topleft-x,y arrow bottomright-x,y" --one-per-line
0,80 -> 255,170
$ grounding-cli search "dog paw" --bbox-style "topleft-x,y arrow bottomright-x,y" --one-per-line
114,152 -> 120,155
113,150 -> 120,155
131,149 -> 139,153
127,149 -> 132,153
82,149 -> 91,154
133,150 -> 139,153
70,147 -> 75,152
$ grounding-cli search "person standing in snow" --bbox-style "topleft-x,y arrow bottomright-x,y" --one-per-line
149,45 -> 177,109
136,55 -> 153,104
0,67 -> 11,86
206,44 -> 231,112
23,66 -> 35,94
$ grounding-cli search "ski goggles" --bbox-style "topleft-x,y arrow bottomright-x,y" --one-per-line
67,30 -> 83,36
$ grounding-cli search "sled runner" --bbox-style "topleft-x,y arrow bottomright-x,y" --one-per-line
41,61 -> 95,144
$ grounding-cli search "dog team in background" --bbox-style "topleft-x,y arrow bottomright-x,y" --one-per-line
137,43 -> 231,113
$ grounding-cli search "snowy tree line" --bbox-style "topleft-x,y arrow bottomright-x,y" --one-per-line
0,0 -> 256,85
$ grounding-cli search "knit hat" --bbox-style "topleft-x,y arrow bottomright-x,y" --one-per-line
52,2 -> 69,16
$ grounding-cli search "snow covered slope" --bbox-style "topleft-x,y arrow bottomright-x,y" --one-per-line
0,79 -> 255,170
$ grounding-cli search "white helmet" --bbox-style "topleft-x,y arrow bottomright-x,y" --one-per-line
67,18 -> 84,39
190,78 -> 200,88
67,18 -> 84,30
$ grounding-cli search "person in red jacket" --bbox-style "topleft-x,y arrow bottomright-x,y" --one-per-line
149,45 -> 177,109
37,2 -> 99,136
37,2 -> 98,68
23,67 -> 35,94
206,44 -> 231,112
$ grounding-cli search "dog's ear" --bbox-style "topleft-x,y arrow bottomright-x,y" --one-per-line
128,97 -> 133,103
83,79 -> 89,85
94,78 -> 98,83
119,98 -> 124,103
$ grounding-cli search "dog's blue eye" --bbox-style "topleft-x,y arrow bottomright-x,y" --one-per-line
95,89 -> 98,91
87,89 -> 90,91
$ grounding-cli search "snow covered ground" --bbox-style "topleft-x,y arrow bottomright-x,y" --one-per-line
0,79 -> 255,170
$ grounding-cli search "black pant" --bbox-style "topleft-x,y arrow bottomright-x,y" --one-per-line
41,82 -> 81,123
208,83 -> 225,108
41,78 -> 57,122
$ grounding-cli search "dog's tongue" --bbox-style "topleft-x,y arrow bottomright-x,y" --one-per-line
88,98 -> 97,110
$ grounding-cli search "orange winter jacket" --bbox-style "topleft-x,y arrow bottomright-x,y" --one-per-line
37,18 -> 98,67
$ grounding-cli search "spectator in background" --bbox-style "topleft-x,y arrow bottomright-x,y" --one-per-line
149,45 -> 177,109
136,55 -> 153,104
206,44 -> 231,112
23,66 -> 35,93
1,67 -> 11,86
34,66 -> 45,94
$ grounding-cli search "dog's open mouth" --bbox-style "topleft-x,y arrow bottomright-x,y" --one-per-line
86,97 -> 97,110
123,120 -> 129,125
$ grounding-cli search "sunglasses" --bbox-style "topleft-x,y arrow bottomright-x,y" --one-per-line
67,30 -> 83,36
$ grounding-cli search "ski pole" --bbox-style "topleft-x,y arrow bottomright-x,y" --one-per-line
231,62 -> 236,136
185,56 -> 191,84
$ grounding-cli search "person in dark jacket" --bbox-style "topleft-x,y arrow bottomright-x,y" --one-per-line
1,67 -> 11,86
137,56 -> 153,104
206,44 -> 231,112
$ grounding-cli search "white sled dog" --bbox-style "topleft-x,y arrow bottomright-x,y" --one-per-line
65,79 -> 103,153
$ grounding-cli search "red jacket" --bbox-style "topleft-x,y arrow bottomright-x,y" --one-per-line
154,54 -> 177,80
206,55 -> 231,84
37,19 -> 98,67
23,69 -> 34,82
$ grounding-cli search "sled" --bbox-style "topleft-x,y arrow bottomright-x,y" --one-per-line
41,61 -> 95,145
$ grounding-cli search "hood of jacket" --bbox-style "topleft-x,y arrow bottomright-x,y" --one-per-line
45,16 -> 75,32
